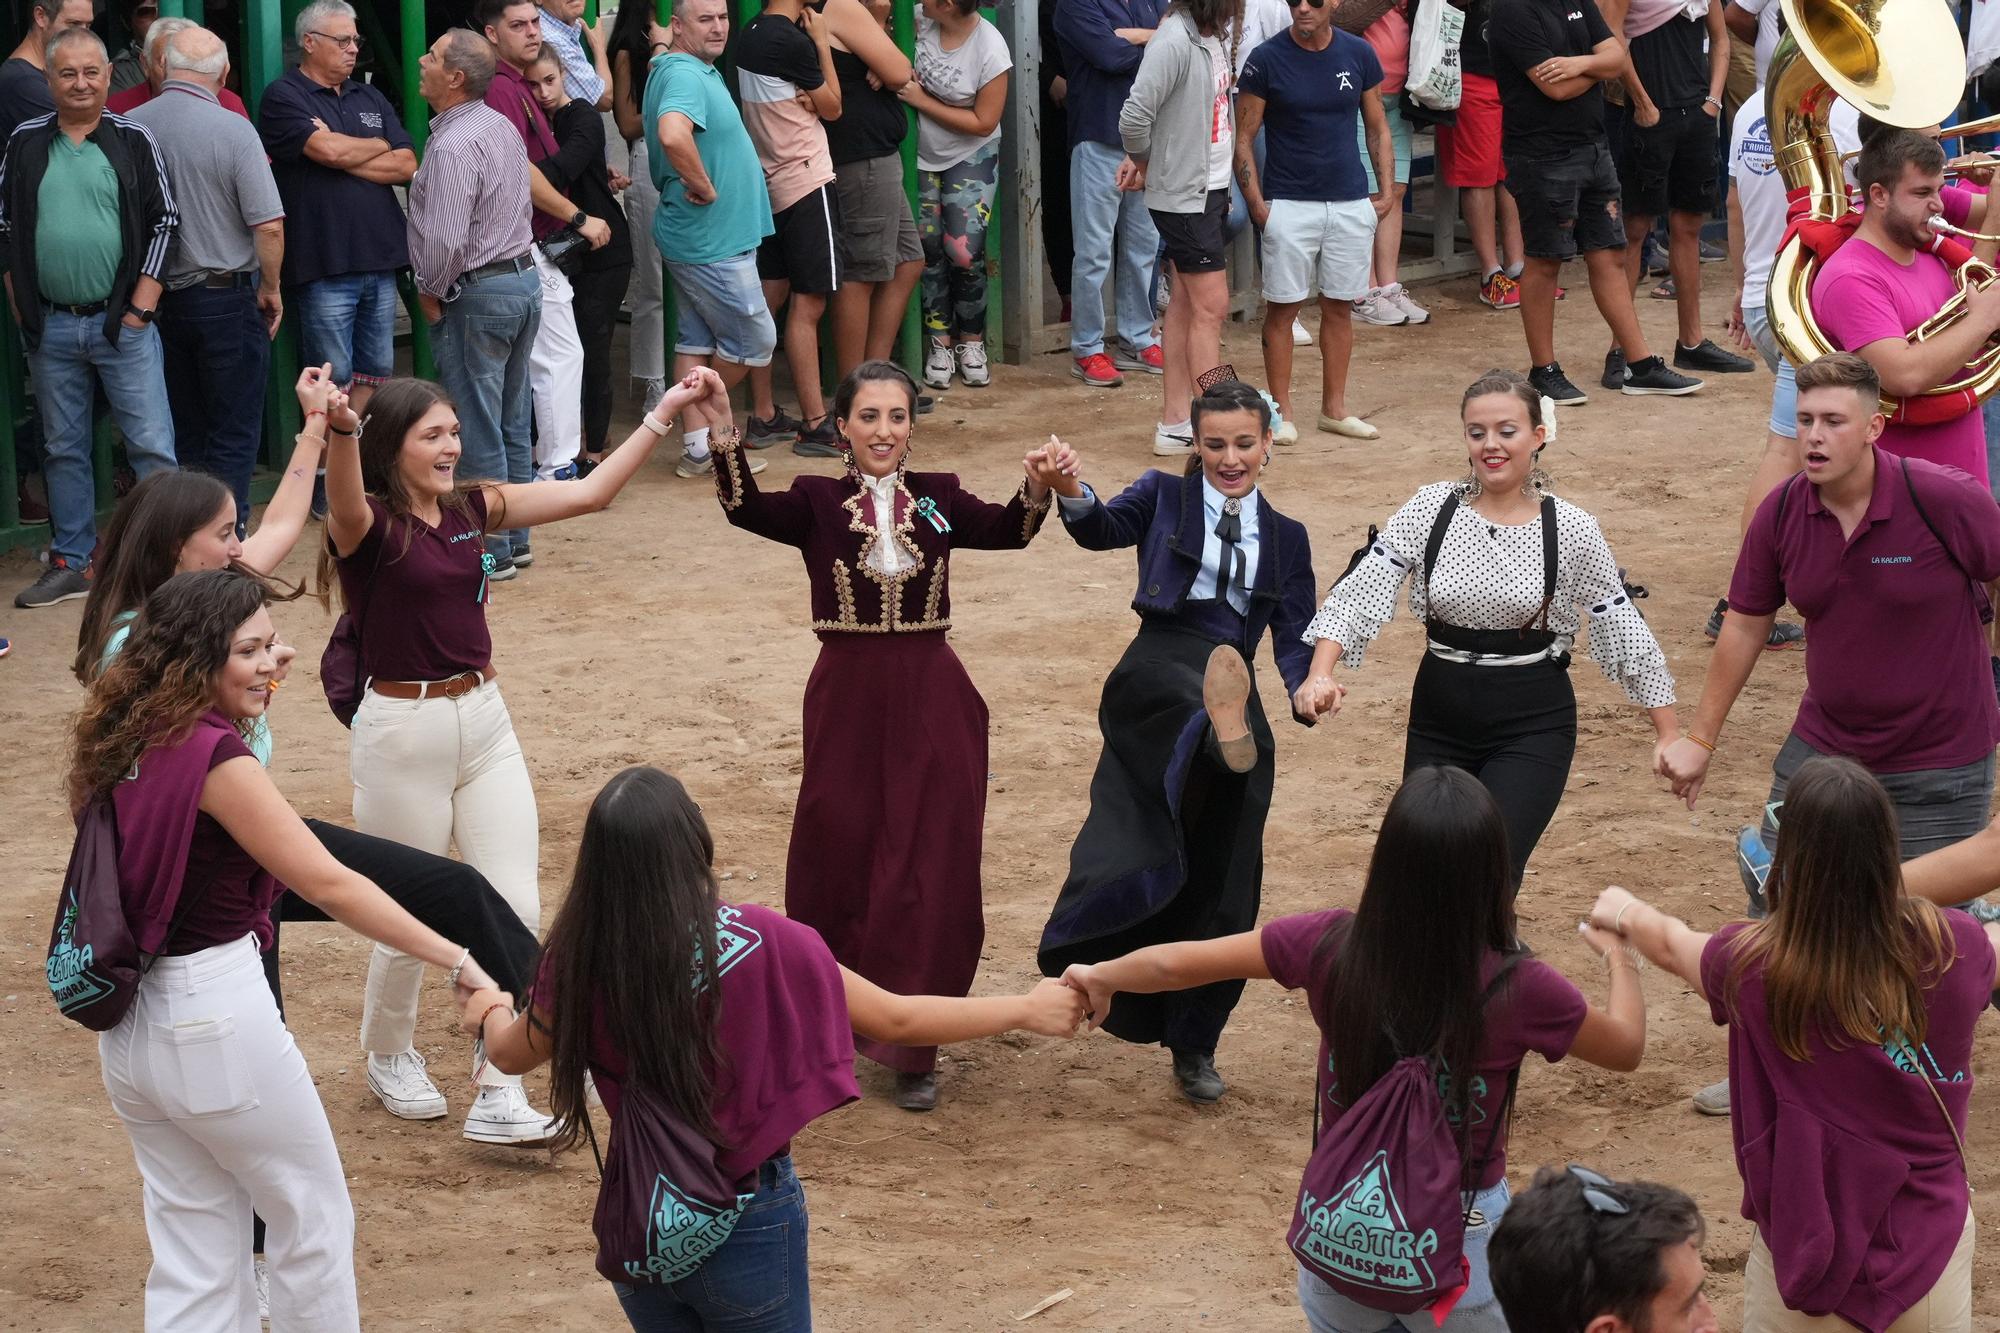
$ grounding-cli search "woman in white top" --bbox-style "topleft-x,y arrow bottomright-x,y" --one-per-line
901,0 -> 1011,392
1303,369 -> 1678,888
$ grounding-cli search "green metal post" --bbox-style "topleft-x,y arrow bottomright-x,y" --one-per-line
658,0 -> 677,382
402,0 -> 435,378
157,0 -> 183,15
980,3 -> 1000,347
244,0 -> 301,466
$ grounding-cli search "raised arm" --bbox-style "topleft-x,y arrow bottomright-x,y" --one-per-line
1058,468 -> 1164,550
943,471 -> 1052,550
240,365 -> 344,573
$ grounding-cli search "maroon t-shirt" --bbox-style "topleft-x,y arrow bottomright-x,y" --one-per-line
1261,909 -> 1588,1189
1701,914 -> 1991,1330
1729,447 -> 2000,772
535,902 -> 861,1181
484,60 -> 562,241
336,491 -> 494,683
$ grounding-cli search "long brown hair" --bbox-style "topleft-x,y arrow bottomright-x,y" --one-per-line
68,569 -> 272,811
314,378 -> 494,606
1724,756 -> 1957,1059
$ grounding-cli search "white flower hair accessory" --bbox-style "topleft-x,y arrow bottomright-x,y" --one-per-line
1539,394 -> 1559,446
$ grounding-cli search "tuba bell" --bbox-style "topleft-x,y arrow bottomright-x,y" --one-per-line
1763,0 -> 2000,415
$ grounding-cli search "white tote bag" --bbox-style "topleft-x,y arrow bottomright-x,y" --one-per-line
1972,0 -> 2000,81
1406,0 -> 1465,112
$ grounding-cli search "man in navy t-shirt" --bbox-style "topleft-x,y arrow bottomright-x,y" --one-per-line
1236,3 -> 1390,445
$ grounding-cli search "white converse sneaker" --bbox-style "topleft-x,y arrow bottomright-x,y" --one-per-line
1384,282 -> 1431,325
1152,422 -> 1193,456
1291,318 -> 1312,346
366,1049 -> 446,1120
955,340 -> 990,387
462,1084 -> 559,1146
1352,287 -> 1406,326
254,1256 -> 270,1325
923,335 -> 954,389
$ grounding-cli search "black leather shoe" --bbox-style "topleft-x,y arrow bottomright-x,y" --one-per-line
1171,1048 -> 1226,1103
893,1071 -> 937,1112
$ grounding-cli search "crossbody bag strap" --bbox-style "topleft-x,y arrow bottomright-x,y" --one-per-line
1422,492 -> 1461,614
1459,952 -> 1527,1214
1900,456 -> 1994,623
1531,494 -> 1558,631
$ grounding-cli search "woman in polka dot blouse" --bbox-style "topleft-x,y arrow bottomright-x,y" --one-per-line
1301,369 -> 1679,889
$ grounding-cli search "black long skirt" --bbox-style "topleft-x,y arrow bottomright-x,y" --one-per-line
1037,623 -> 1274,1056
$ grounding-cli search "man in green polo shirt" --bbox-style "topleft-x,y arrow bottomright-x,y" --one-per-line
644,0 -> 777,478
0,26 -> 177,608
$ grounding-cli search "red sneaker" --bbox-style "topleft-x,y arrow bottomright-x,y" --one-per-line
1114,343 -> 1166,375
1072,352 -> 1123,388
1478,272 -> 1521,309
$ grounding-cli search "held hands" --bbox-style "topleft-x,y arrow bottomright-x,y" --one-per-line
1114,156 -> 1147,193
452,955 -> 501,1003
1021,977 -> 1091,1037
457,984 -> 514,1037
1290,674 -> 1345,723
1654,736 -> 1711,809
609,169 -> 632,193
1024,434 -> 1083,499
1588,885 -> 1640,936
1058,964 -> 1113,1031
656,365 -> 728,426
327,382 -> 358,437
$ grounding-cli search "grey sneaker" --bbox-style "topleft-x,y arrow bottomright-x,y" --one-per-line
1692,1078 -> 1730,1116
793,415 -> 844,458
638,377 -> 666,417
15,557 -> 89,608
1621,356 -> 1703,396
746,410 -> 803,449
1601,347 -> 1627,390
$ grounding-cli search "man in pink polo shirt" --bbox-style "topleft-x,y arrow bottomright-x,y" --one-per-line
1811,129 -> 2000,488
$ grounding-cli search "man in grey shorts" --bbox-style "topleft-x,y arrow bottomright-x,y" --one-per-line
825,2 -> 923,380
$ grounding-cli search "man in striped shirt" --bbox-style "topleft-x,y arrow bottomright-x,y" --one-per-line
407,27 -> 542,575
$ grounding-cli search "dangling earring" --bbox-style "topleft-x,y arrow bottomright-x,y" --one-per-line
1262,451 -> 1272,467
1523,449 -> 1549,496
1462,469 -> 1485,499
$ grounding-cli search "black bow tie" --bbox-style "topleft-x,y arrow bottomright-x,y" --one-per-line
1215,497 -> 1248,606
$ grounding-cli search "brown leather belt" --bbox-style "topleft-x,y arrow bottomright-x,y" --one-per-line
368,665 -> 496,700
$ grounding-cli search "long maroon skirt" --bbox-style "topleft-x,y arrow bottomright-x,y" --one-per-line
786,631 -> 988,1074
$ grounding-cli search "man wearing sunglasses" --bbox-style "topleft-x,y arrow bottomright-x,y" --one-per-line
1489,1164 -> 1718,1333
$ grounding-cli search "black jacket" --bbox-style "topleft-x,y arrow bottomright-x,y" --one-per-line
0,110 -> 178,348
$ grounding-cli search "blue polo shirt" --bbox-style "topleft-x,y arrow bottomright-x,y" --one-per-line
644,53 -> 772,266
257,68 -> 414,286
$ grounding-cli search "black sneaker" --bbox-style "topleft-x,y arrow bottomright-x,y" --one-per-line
746,410 -> 803,449
15,556 -> 89,608
1703,596 -> 1729,639
1529,362 -> 1588,406
511,541 -> 533,569
1621,356 -> 1703,396
916,393 -> 935,416
1675,338 -> 1755,373
310,472 -> 328,521
1601,346 -> 1627,390
792,414 -> 843,458
1704,597 -> 1806,648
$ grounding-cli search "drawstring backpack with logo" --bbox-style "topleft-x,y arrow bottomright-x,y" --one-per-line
1288,956 -> 1521,1317
581,1085 -> 759,1286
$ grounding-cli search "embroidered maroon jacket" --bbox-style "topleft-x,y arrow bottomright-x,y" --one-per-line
712,443 -> 1051,633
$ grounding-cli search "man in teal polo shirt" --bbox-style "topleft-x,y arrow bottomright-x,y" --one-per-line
646,0 -> 776,478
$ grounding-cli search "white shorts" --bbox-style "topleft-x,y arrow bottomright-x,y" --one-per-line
1261,198 -> 1377,304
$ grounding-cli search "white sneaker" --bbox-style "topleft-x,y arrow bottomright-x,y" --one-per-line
366,1049 -> 447,1120
1352,287 -> 1407,326
1152,423 -> 1193,456
955,340 -> 990,387
923,335 -> 954,389
1291,318 -> 1312,346
1383,282 -> 1431,325
638,377 -> 666,417
462,1083 -> 560,1146
676,446 -> 763,478
254,1256 -> 270,1326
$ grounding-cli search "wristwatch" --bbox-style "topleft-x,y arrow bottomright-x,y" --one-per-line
569,209 -> 588,228
124,302 -> 155,324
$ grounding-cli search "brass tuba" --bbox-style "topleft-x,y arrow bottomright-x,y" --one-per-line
1763,0 -> 2000,413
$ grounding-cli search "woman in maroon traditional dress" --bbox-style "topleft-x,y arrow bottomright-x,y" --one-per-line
709,359 -> 1054,1110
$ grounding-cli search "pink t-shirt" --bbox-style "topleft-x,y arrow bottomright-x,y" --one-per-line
1701,914 -> 1992,1331
1811,221 -> 1989,486
535,902 -> 860,1181
1260,909 -> 1588,1189
1361,1 -> 1411,95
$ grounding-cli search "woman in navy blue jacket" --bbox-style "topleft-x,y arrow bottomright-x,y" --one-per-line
1032,378 -> 1331,1103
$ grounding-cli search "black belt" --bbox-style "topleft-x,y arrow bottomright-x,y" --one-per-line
458,252 -> 534,285
1426,620 -> 1561,656
42,298 -> 108,317
165,272 -> 255,292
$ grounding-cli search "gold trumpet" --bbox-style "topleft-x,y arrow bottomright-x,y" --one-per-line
1764,0 -> 2000,413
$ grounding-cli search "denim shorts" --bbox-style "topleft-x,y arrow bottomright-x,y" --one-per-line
1296,1179 -> 1511,1333
298,270 -> 398,388
666,251 -> 779,368
1504,142 -> 1626,261
1743,303 -> 1798,439
612,1155 -> 810,1332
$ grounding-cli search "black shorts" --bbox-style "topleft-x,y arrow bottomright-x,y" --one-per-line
1504,142 -> 1626,262
757,182 -> 843,294
1151,189 -> 1231,274
1616,105 -> 1721,218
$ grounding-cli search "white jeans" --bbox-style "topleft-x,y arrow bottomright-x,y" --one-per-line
99,934 -> 359,1332
529,245 -> 585,479
350,679 -> 539,1087
621,136 -> 666,383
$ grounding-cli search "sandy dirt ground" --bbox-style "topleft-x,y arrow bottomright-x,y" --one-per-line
3,264 -> 1998,1331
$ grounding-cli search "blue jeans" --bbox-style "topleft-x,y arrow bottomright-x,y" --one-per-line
26,308 -> 176,565
1297,1179 -> 1511,1333
158,281 -> 270,533
297,270 -> 398,388
430,264 -> 540,557
1069,139 -> 1160,358
611,1156 -> 810,1332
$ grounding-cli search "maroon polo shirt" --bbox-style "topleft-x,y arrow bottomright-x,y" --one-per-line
1729,444 -> 2000,771
483,59 -> 562,241
335,492 -> 495,683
